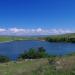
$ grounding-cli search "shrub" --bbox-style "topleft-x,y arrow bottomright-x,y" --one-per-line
48,56 -> 56,64
66,52 -> 75,56
36,47 -> 49,58
0,55 -> 10,63
18,48 -> 37,59
18,47 -> 49,59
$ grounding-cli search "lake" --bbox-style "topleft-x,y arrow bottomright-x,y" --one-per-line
0,40 -> 75,60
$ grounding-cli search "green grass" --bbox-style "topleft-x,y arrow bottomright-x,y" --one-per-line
0,36 -> 37,42
0,33 -> 75,42
0,59 -> 48,75
0,56 -> 75,75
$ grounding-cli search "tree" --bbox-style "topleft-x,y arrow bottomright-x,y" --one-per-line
18,48 -> 36,59
37,47 -> 48,58
27,48 -> 36,59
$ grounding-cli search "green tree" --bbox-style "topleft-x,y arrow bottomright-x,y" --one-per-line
37,47 -> 48,58
27,48 -> 36,59
18,48 -> 36,59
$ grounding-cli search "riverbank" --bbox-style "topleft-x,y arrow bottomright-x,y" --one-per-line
0,34 -> 75,43
0,55 -> 75,75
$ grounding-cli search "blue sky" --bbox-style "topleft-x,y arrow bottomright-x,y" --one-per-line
0,0 -> 75,35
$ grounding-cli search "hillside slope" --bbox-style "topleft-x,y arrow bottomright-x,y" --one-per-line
41,33 -> 75,43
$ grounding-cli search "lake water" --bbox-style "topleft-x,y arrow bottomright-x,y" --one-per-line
0,40 -> 75,60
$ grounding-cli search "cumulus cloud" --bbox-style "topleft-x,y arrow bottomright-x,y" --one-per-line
50,29 -> 73,34
52,29 -> 74,34
9,28 -> 25,33
0,28 -> 7,32
36,28 -> 43,32
0,27 -> 74,35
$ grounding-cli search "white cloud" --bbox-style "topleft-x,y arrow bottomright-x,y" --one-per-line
9,28 -> 25,33
0,27 -> 74,35
50,29 -> 73,34
0,28 -> 7,32
51,29 -> 59,34
36,28 -> 43,32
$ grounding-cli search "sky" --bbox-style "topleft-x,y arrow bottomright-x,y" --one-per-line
0,0 -> 75,35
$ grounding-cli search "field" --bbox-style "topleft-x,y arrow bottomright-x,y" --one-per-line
0,36 -> 37,42
0,33 -> 75,42
0,55 -> 75,75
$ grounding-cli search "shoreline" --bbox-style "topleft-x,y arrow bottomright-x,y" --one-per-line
0,40 -> 13,43
0,39 -> 75,44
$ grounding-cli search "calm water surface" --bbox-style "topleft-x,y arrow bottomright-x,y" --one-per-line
0,40 -> 75,60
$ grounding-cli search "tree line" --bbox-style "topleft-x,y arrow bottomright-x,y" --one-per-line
45,37 -> 75,43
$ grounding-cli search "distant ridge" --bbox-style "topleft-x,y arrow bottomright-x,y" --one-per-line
53,33 -> 75,38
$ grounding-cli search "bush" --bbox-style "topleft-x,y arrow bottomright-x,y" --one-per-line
48,56 -> 56,64
0,55 -> 10,63
66,52 -> 75,56
36,47 -> 49,58
18,47 -> 49,59
18,48 -> 37,59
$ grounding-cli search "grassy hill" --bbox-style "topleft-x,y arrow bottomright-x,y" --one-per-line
43,33 -> 75,43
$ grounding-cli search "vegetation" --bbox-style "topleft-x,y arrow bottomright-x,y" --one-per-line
0,36 -> 37,42
18,47 -> 49,59
0,55 -> 75,75
66,52 -> 75,56
0,34 -> 75,75
44,33 -> 75,43
0,33 -> 75,43
0,55 -> 10,63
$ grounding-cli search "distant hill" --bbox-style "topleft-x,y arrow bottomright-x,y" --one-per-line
0,33 -> 75,42
56,33 -> 75,38
42,33 -> 75,43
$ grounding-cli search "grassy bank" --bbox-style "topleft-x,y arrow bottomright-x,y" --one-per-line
0,55 -> 75,75
0,59 -> 48,75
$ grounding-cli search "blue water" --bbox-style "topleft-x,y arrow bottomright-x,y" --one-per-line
0,40 -> 75,60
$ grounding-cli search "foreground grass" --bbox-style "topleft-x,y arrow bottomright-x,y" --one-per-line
0,56 -> 75,75
0,59 -> 48,75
